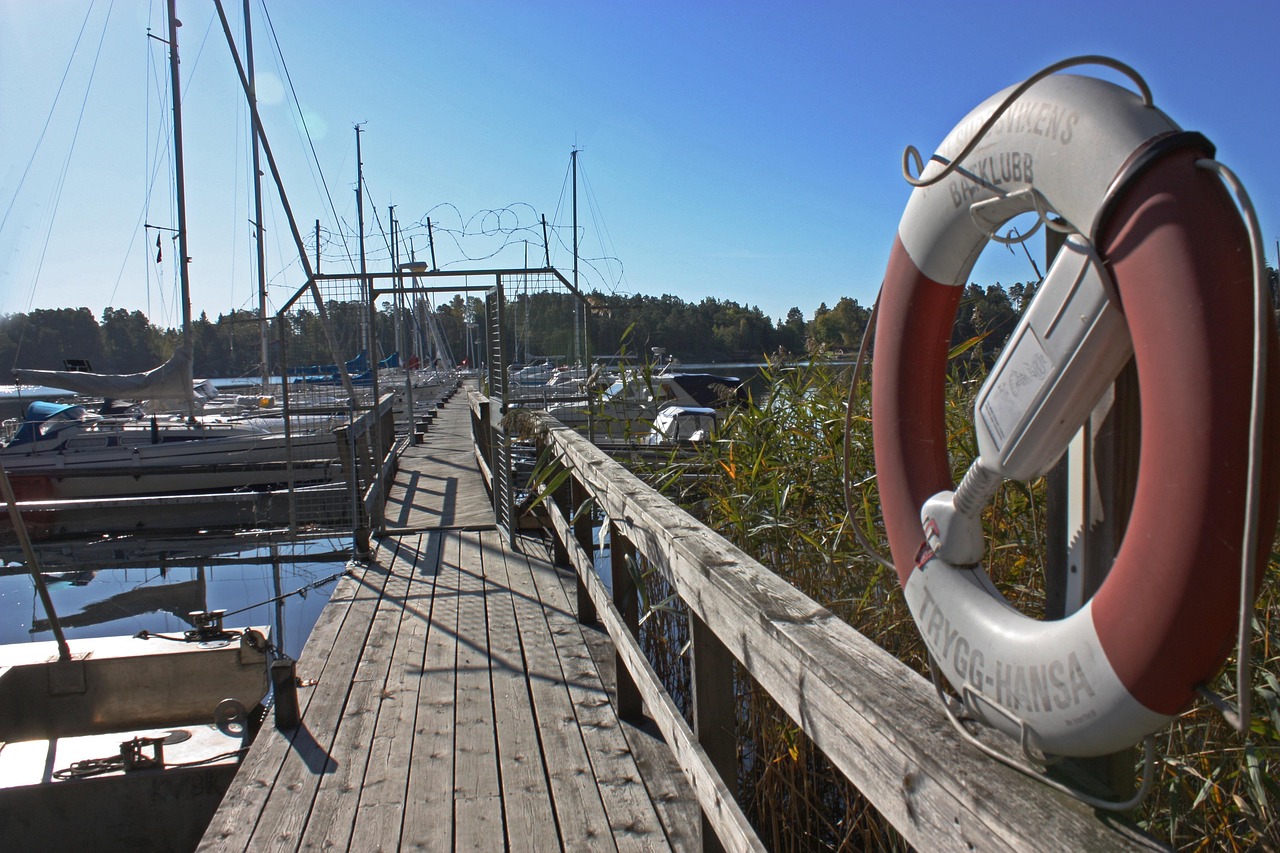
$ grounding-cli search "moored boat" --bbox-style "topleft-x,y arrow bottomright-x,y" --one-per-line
0,400 -> 341,502
0,611 -> 273,853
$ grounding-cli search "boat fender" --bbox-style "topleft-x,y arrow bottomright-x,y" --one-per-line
872,73 -> 1280,756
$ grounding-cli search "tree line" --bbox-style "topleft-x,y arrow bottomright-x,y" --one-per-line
0,283 -> 1066,378
4,270 -> 1273,378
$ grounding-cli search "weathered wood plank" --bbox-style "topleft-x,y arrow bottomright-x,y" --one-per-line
350,532 -> 442,850
237,552 -> 396,849
573,618 -> 702,852
514,519 -> 700,850
454,794 -> 504,851
517,533 -> 679,853
199,555 -> 382,851
451,532 -> 501,817
500,527 -> 618,850
541,416 -> 1164,852
400,531 -> 462,851
299,535 -> 425,850
535,493 -> 762,852
479,529 -> 560,851
383,396 -> 496,533
539,507 -> 764,853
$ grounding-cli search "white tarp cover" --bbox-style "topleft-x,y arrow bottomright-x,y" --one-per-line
13,347 -> 194,400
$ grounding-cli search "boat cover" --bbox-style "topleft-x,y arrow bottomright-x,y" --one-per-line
11,402 -> 88,445
13,347 -> 194,402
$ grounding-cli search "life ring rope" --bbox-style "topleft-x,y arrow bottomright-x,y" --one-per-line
900,55 -> 1153,190
929,654 -> 1161,812
1191,156 -> 1269,737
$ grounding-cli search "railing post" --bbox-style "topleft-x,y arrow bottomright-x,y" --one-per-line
1042,227 -> 1138,798
572,477 -> 597,625
549,471 -> 572,568
609,519 -> 642,722
692,613 -> 736,853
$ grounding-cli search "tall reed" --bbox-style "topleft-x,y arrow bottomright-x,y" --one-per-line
636,348 -> 1280,850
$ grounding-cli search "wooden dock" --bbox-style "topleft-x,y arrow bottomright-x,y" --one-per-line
200,391 -> 698,851
382,388 -> 494,534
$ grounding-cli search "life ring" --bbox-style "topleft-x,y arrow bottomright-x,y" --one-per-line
871,73 -> 1280,757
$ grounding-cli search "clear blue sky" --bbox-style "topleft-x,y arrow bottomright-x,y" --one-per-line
2,0 -> 1278,333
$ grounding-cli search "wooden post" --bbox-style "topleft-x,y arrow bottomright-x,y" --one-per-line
609,519 -> 642,721
572,477 -> 597,625
1041,228 -> 1139,799
270,658 -> 300,729
549,473 -> 572,569
691,613 -> 736,853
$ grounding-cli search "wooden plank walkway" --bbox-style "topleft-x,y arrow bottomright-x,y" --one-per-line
383,389 -> 495,533
200,392 -> 698,851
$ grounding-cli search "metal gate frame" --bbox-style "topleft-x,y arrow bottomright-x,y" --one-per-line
292,266 -> 588,543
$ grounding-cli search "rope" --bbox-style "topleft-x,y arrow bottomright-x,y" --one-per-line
1193,157 -> 1269,736
54,741 -> 249,780
842,292 -> 894,571
222,566 -> 353,618
901,55 -> 1153,189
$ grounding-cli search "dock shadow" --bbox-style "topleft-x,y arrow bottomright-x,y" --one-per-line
282,721 -> 338,775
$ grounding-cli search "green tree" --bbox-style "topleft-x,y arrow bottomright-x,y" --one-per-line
810,297 -> 869,350
7,308 -> 104,371
777,306 -> 806,354
100,308 -> 164,372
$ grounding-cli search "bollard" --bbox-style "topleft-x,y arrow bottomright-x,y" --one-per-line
271,658 -> 301,729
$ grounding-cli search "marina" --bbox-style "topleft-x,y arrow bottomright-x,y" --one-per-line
194,385 -> 1155,851
2,0 -> 1277,847
0,373 -> 1235,851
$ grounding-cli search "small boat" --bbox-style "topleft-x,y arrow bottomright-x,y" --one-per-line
642,405 -> 718,445
508,359 -> 559,386
0,611 -> 273,853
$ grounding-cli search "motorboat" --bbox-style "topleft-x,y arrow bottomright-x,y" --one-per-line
0,610 -> 273,853
544,371 -> 744,439
642,405 -> 718,445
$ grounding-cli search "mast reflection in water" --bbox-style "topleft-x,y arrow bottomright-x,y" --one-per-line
0,534 -> 351,659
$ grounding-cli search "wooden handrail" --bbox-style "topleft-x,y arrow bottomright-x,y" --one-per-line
519,409 -> 1165,853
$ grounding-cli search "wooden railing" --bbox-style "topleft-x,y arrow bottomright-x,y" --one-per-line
335,392 -> 397,550
494,401 -> 1165,853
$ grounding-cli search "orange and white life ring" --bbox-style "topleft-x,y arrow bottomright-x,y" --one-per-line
872,73 -> 1280,756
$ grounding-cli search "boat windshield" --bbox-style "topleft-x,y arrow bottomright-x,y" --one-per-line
9,402 -> 90,446
602,379 -> 651,402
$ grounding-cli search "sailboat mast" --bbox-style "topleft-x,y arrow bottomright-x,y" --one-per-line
356,124 -> 369,356
571,148 -> 580,364
244,0 -> 270,390
167,0 -> 193,360
391,206 -> 403,363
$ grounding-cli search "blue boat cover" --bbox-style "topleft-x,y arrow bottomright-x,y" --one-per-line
12,401 -> 87,445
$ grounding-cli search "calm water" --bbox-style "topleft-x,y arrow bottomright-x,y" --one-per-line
0,535 -> 351,659
0,376 -> 356,656
0,366 -> 777,657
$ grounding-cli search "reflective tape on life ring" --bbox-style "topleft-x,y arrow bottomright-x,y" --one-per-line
872,75 -> 1280,756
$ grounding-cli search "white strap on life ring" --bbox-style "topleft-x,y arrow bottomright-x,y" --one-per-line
872,74 -> 1280,757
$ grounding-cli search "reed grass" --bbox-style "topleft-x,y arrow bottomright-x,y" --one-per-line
630,347 -> 1280,851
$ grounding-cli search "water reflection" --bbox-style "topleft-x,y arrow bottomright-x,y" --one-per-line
0,534 -> 351,659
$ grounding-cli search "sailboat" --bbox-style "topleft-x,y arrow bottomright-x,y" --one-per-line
1,1 -> 340,508
0,10 -> 280,850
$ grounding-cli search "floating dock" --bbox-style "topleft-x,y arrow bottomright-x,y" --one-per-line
200,388 -> 697,850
